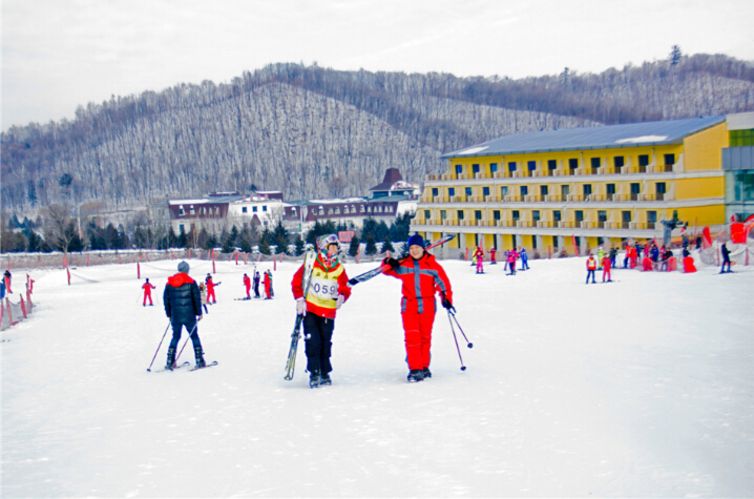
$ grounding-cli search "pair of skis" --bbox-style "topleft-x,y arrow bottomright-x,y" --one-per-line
283,235 -> 455,380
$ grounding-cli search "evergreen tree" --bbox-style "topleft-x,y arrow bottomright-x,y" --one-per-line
196,228 -> 209,250
382,237 -> 394,253
223,226 -> 239,253
389,212 -> 413,242
670,45 -> 682,66
259,228 -> 272,255
272,221 -> 290,254
348,235 -> 360,257
294,236 -> 305,256
365,236 -> 377,255
237,227 -> 253,252
177,227 -> 187,248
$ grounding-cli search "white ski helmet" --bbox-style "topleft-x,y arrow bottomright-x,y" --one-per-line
317,233 -> 340,251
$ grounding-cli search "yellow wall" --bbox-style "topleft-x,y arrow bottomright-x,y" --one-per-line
675,177 -> 724,199
683,122 -> 728,171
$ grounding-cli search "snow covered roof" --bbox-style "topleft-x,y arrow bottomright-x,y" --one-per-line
441,116 -> 726,158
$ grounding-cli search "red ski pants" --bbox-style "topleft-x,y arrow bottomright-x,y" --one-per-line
143,292 -> 153,306
207,288 -> 216,303
401,302 -> 436,370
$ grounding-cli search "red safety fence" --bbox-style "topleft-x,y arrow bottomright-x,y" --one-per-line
1,275 -> 34,331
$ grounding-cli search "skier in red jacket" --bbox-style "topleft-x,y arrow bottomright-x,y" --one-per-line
263,270 -> 272,299
142,278 -> 156,306
291,234 -> 351,387
205,274 -> 220,303
383,233 -> 454,383
243,273 -> 251,300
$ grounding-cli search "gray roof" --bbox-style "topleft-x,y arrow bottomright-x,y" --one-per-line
441,116 -> 725,159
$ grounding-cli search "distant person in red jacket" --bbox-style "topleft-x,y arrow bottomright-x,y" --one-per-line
642,255 -> 654,271
473,246 -> 484,274
142,278 -> 156,306
601,254 -> 612,282
489,247 -> 497,265
383,233 -> 454,383
243,273 -> 251,300
263,270 -> 272,299
205,274 -> 220,303
585,253 -> 597,284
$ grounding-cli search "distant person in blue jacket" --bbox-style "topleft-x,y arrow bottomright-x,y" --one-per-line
519,247 -> 530,270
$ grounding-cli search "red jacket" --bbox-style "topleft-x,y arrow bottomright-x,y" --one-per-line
291,254 -> 351,319
142,282 -> 156,294
243,275 -> 251,288
586,256 -> 597,270
384,252 -> 452,314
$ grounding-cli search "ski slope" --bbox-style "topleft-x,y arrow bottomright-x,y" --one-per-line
2,255 -> 753,497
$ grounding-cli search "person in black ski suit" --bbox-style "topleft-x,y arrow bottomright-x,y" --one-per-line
253,269 -> 261,298
163,261 -> 206,369
720,242 -> 732,273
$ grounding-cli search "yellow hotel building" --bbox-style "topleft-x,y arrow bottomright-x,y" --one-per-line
411,116 -> 729,255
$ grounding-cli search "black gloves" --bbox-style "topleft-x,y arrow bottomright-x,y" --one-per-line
441,295 -> 455,312
383,257 -> 400,270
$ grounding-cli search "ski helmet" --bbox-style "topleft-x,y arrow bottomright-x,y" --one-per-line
317,234 -> 340,251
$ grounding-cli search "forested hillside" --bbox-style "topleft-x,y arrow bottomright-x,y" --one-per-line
2,53 -> 752,214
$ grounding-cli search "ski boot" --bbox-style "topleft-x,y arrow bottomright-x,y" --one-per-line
320,373 -> 332,386
194,346 -> 206,369
309,371 -> 321,389
407,369 -> 425,383
422,368 -> 432,379
165,347 -> 176,371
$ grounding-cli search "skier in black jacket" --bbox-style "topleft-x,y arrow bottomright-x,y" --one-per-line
163,261 -> 205,369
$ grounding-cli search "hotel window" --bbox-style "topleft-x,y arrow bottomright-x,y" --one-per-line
424,210 -> 430,220
540,185 -> 548,197
614,156 -> 625,172
638,154 -> 649,168
474,210 -> 482,220
448,187 -> 456,197
482,186 -> 490,198
512,210 -> 520,221
253,206 -> 258,212
455,164 -> 463,176
189,207 -> 195,215
527,160 -> 536,173
548,159 -> 557,171
465,187 -> 473,197
501,186 -> 509,197
553,210 -> 562,222
457,210 -> 465,220
431,188 -> 439,198
493,210 -> 501,220
630,183 -> 640,200
647,211 -> 657,228
664,153 -> 675,166
569,158 -> 578,171
472,164 -> 480,175
561,185 -> 570,198
262,206 -> 268,212
178,207 -> 185,216
490,163 -> 498,174
520,185 -> 528,197
590,157 -> 601,173
598,211 -> 607,224
242,206 -> 248,213
607,183 -> 616,199
532,210 -> 541,222
508,161 -> 517,174
656,182 -> 667,199
575,210 -> 584,223
583,184 -> 592,197
440,210 -> 447,220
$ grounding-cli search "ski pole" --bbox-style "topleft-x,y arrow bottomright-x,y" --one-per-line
448,309 -> 473,349
446,310 -> 466,371
174,322 -> 199,367
146,321 -> 171,372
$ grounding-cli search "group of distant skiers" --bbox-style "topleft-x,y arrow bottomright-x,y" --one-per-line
153,232 -> 454,386
470,246 -> 530,275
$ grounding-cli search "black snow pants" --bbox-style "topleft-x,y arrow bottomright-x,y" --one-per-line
303,313 -> 335,375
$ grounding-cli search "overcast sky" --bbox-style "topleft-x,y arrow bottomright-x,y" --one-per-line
2,0 -> 753,130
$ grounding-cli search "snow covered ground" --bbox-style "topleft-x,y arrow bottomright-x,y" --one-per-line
2,255 -> 753,497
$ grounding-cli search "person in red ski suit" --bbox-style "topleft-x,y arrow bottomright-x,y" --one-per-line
291,234 -> 351,388
383,233 -> 453,383
142,278 -> 156,306
506,248 -> 518,275
601,254 -> 612,282
473,246 -> 484,274
263,270 -> 272,299
489,247 -> 497,265
243,273 -> 251,300
205,274 -> 220,303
